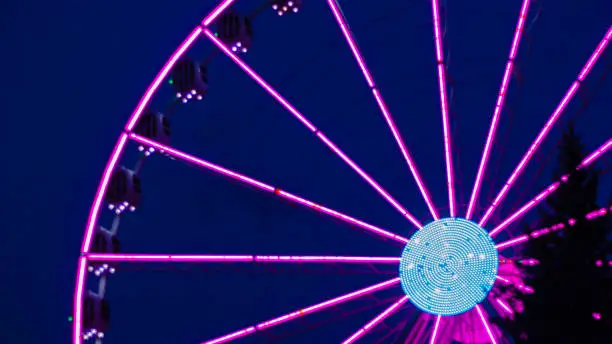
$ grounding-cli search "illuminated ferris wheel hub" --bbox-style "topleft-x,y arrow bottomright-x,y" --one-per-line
399,218 -> 499,316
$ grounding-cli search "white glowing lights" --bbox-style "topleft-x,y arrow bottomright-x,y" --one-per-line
231,42 -> 248,53
399,218 -> 498,316
88,263 -> 116,276
272,0 -> 299,15
82,329 -> 104,340
107,200 -> 136,214
176,88 -> 204,103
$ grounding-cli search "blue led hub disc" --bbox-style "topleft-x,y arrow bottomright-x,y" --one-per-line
399,218 -> 498,316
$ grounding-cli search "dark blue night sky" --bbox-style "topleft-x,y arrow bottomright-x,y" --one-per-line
3,0 -> 611,343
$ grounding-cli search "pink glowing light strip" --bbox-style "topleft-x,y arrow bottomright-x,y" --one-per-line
431,0 -> 456,217
496,298 -> 514,315
430,315 -> 442,344
325,0 -> 439,220
73,257 -> 87,344
495,275 -> 534,294
74,5 -> 236,340
580,138 -> 612,168
201,0 -> 236,27
495,234 -> 529,250
73,133 -> 128,344
202,278 -> 401,344
201,28 -> 422,229
474,304 -> 498,344
466,0 -> 531,220
479,25 -> 612,227
343,295 -> 409,344
130,133 -> 408,243
489,137 -> 612,237
495,205 -> 612,250
87,253 -> 401,264
585,206 -> 611,220
81,134 -> 128,253
123,0 -> 233,132
125,27 -> 202,131
490,182 -> 560,238
124,0 -> 235,131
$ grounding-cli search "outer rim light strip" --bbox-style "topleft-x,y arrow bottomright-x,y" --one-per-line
73,133 -> 128,344
125,0 -> 236,132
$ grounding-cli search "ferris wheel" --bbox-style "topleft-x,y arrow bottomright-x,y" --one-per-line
73,0 -> 612,343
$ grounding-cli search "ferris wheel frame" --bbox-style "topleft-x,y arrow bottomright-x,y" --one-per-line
73,0 -> 612,343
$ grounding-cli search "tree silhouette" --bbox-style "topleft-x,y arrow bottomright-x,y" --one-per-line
500,122 -> 611,343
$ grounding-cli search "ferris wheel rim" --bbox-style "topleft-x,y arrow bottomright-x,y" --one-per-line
73,1 -> 612,343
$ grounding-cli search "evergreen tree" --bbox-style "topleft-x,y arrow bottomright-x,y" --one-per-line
501,122 -> 611,343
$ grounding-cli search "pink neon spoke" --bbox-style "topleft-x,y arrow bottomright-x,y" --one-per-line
479,25 -> 612,227
585,206 -> 611,220
475,304 -> 498,344
490,182 -> 560,237
372,89 -> 439,220
87,253 -> 401,264
490,137 -> 612,237
129,133 -> 408,243
495,298 -> 514,315
201,29 -> 423,229
342,295 -> 409,344
276,190 -> 408,243
496,276 -> 534,294
324,0 -> 373,88
430,315 -> 442,344
495,234 -> 529,250
206,327 -> 257,344
325,0 -> 439,220
315,132 -> 422,228
495,205 -> 612,250
580,138 -> 612,167
515,224 -> 568,246
202,278 -> 401,344
466,0 -> 531,220
201,0 -> 235,27
430,0 -> 456,217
